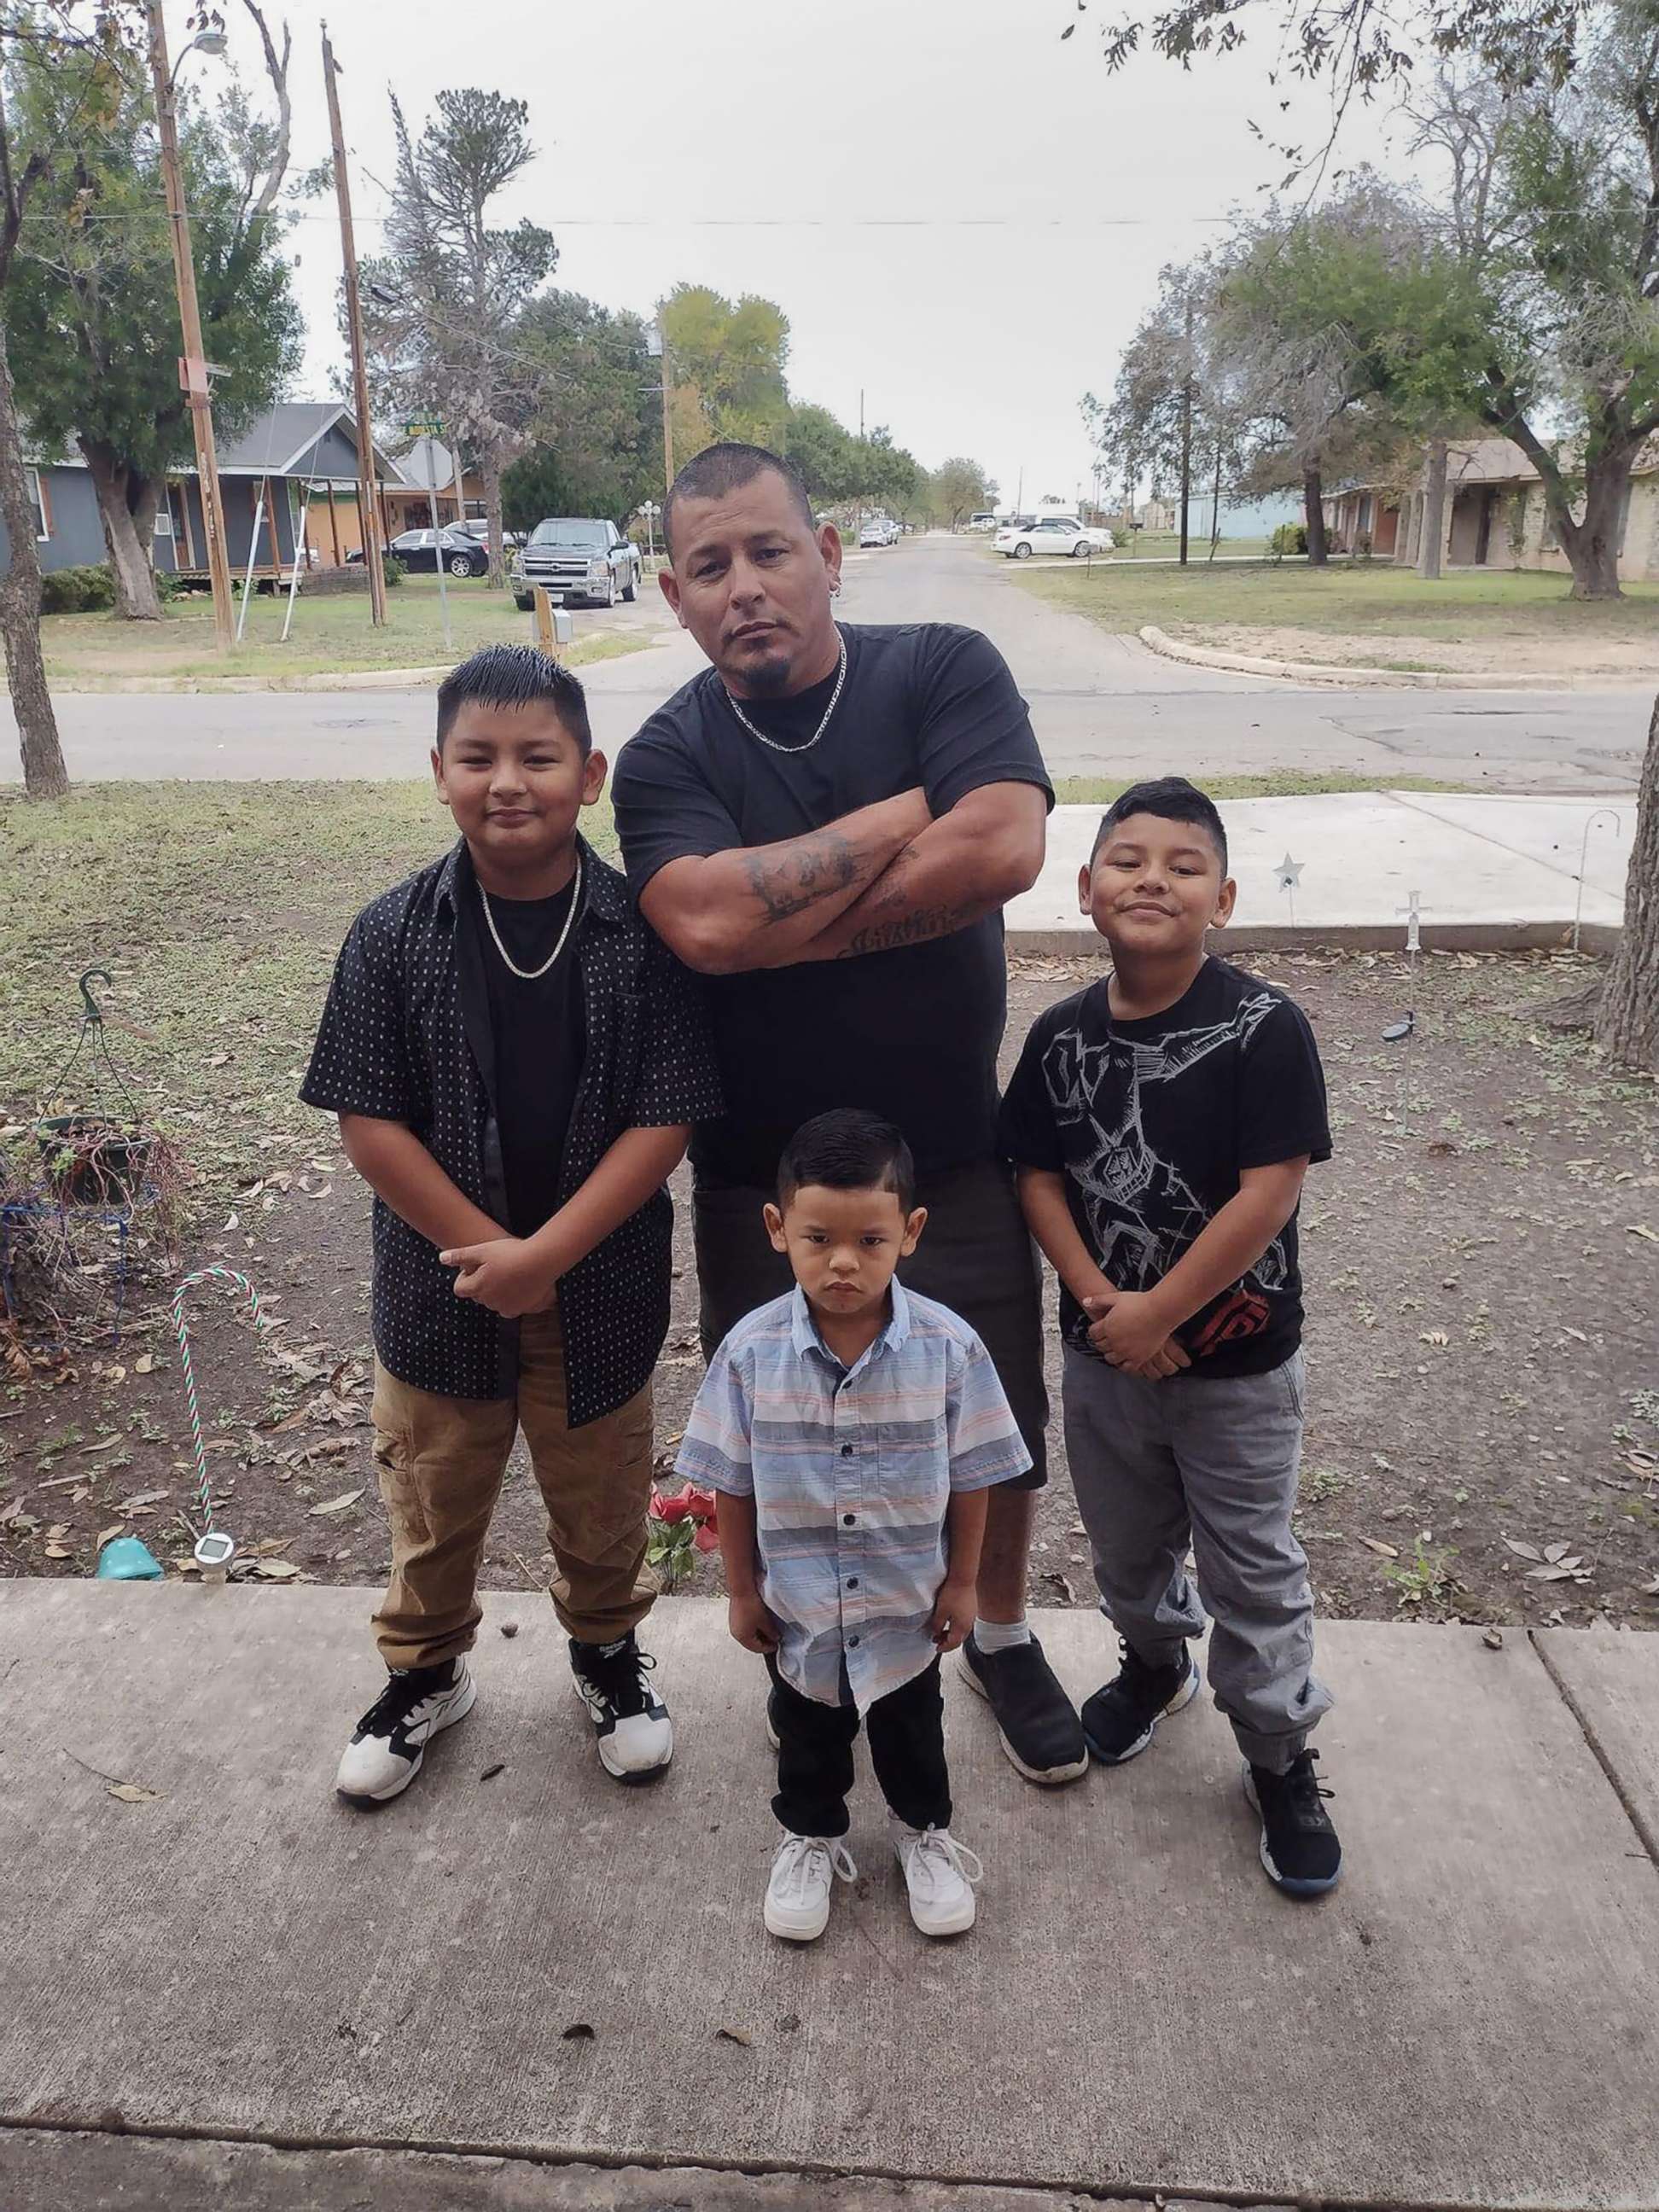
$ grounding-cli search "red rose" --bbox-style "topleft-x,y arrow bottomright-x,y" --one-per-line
693,1519 -> 719,1553
653,1486 -> 694,1523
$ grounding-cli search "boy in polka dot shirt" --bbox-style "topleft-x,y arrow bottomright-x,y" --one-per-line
303,644 -> 722,1807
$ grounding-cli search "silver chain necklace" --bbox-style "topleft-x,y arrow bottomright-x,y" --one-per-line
478,849 -> 583,981
723,628 -> 847,754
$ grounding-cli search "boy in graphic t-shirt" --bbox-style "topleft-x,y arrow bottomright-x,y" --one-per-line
999,777 -> 1342,1896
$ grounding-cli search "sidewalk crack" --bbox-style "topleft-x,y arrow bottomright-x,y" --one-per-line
1529,1629 -> 1659,1871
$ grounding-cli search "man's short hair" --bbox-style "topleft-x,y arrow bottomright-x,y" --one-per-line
1091,775 -> 1228,873
435,643 -> 591,755
777,1108 -> 917,1216
664,442 -> 816,558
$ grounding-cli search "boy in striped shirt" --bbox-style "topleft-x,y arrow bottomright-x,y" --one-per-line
678,1109 -> 1032,1943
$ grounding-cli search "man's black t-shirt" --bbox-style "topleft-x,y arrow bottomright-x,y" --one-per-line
998,957 -> 1331,1377
612,621 -> 1052,1186
477,876 -> 585,1237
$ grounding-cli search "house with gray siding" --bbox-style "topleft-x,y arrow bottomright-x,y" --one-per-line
7,402 -> 408,581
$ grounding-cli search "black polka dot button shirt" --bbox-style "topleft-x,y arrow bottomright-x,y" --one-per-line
300,835 -> 723,1427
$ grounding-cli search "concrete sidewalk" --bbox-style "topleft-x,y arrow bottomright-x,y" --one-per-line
1,1585 -> 1655,2209
1007,789 -> 1636,954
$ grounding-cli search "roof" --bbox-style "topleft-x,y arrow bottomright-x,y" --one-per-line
213,402 -> 403,480
1334,434 -> 1659,498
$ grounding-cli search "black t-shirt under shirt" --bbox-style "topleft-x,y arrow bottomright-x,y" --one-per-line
998,956 -> 1331,1377
477,876 -> 585,1237
612,621 -> 1053,1186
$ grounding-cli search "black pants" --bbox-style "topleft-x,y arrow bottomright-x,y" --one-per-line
696,1155 -> 1048,1487
767,1655 -> 952,1839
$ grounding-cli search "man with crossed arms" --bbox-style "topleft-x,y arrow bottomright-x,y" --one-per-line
612,441 -> 1086,1784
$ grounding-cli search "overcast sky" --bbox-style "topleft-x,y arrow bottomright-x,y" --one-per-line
183,0 -> 1399,509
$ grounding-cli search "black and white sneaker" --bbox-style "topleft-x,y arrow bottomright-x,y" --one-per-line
958,1632 -> 1089,1784
1244,1749 -> 1342,1896
1081,1640 -> 1200,1765
570,1633 -> 673,1781
335,1656 -> 476,1804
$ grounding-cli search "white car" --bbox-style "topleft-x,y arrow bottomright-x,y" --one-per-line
995,515 -> 1115,560
859,517 -> 899,548
966,511 -> 998,532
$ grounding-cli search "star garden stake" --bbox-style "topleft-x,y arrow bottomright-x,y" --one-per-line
1383,890 -> 1423,1041
1275,853 -> 1304,928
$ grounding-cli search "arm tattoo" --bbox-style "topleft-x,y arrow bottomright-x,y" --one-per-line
835,901 -> 980,959
743,829 -> 859,924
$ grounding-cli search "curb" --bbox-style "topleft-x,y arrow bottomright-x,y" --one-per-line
1138,624 -> 1651,693
47,635 -> 669,697
1007,918 -> 1619,958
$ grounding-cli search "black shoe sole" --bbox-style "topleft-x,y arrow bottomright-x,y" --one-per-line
957,1650 -> 1090,1785
1082,1656 -> 1201,1767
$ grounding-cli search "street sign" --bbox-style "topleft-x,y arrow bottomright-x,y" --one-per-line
403,417 -> 443,438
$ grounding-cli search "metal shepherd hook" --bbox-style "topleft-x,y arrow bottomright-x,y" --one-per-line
169,1265 -> 275,1580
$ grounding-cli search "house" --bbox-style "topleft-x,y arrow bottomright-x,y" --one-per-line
7,401 -> 407,582
1324,437 -> 1659,582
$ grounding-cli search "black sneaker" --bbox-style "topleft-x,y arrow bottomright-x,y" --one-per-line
335,1656 -> 475,1804
958,1632 -> 1088,1784
569,1632 -> 673,1781
1081,1640 -> 1200,1765
1244,1749 -> 1342,1896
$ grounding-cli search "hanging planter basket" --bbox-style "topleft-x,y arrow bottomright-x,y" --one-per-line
34,1114 -> 156,1206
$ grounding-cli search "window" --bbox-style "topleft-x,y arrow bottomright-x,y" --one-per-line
26,466 -> 49,540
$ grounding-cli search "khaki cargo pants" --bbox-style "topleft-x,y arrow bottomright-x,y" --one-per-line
369,1306 -> 657,1670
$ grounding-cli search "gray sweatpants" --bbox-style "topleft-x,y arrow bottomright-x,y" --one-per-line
1062,1344 -> 1332,1773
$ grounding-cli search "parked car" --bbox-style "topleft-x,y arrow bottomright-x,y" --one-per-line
967,511 -> 998,532
858,519 -> 887,548
994,515 -> 1114,559
351,526 -> 489,577
455,517 -> 526,551
512,517 -> 642,609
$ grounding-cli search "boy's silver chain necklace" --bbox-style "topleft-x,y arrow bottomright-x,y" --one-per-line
723,628 -> 847,754
478,849 -> 583,981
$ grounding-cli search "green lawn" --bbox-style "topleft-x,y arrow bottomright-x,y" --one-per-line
1004,555 -> 1659,669
1051,770 -> 1481,806
41,576 -> 658,687
0,782 -> 620,1206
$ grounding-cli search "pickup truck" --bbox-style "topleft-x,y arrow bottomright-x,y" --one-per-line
512,517 -> 642,610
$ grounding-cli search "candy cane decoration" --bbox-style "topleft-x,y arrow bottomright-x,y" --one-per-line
169,1265 -> 273,1574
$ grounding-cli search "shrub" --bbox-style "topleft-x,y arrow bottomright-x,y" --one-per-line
383,554 -> 406,587
154,568 -> 183,602
1269,522 -> 1309,557
39,562 -> 118,614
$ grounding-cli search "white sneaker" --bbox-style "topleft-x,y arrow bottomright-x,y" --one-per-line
889,1816 -> 983,1937
569,1633 -> 673,1780
335,1657 -> 476,1803
764,1832 -> 859,1942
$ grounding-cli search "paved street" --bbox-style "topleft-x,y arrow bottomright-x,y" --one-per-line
3,535 -> 1650,789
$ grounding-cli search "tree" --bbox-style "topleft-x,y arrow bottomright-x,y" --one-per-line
1064,0 -> 1592,148
0,3 -> 150,798
504,292 -> 658,527
8,2 -> 300,620
658,283 -> 789,451
361,90 -> 557,587
1391,22 -> 1659,600
783,400 -> 859,503
929,456 -> 998,529
1592,695 -> 1659,1069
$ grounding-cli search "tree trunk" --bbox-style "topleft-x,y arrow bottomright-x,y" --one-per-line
79,438 -> 162,621
1208,437 -> 1222,560
482,451 -> 506,591
0,323 -> 67,798
1560,449 -> 1632,602
1592,693 -> 1659,1073
1303,466 -> 1328,565
1417,438 -> 1447,581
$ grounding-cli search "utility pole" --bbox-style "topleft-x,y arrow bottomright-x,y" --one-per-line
651,323 -> 675,504
322,24 -> 387,626
146,0 -> 236,650
1179,289 -> 1194,568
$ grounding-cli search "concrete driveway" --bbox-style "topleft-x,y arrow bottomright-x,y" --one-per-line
1,534 -> 1650,790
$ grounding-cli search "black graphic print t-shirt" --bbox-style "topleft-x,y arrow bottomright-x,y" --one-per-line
998,956 -> 1331,1377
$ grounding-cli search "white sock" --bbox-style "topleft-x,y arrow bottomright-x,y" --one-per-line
973,1615 -> 1031,1653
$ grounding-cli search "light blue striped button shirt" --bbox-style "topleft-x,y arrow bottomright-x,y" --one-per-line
677,1280 -> 1033,1711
